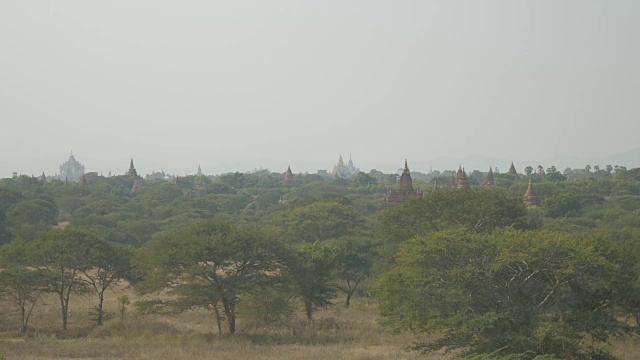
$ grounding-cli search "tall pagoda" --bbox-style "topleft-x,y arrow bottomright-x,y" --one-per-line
284,166 -> 294,181
383,159 -> 422,207
127,159 -> 139,178
483,167 -> 496,186
457,168 -> 470,189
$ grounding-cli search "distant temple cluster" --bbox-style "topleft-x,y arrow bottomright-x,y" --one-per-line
45,152 -> 541,207
331,155 -> 359,178
382,160 -> 539,208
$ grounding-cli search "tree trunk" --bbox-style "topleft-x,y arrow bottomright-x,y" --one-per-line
305,300 -> 313,320
221,296 -> 236,334
20,301 -> 26,333
97,292 -> 104,326
213,302 -> 222,334
60,294 -> 68,331
345,292 -> 353,308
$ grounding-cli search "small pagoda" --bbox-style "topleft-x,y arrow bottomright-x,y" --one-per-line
457,168 -> 470,190
284,166 -> 294,181
523,180 -> 540,206
127,159 -> 139,178
483,167 -> 496,186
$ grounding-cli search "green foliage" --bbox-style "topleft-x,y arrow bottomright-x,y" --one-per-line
542,192 -> 582,217
273,201 -> 365,243
135,220 -> 284,334
372,228 -> 628,359
352,172 -> 378,187
377,187 -> 528,244
80,240 -> 135,325
239,286 -> 295,326
3,228 -> 99,330
118,295 -> 130,322
0,267 -> 48,332
329,237 -> 375,307
285,242 -> 339,320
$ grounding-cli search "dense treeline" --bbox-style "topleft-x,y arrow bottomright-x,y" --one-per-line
1,165 -> 640,359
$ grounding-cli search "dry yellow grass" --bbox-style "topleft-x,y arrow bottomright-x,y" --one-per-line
2,288 -> 639,360
0,287 -> 443,360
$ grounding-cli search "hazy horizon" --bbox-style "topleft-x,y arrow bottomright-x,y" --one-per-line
2,1 -> 639,178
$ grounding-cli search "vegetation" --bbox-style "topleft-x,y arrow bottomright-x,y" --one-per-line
1,164 -> 640,359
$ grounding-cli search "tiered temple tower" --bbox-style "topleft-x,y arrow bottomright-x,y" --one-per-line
127,159 -> 138,178
383,159 -> 422,207
58,151 -> 85,182
284,166 -> 294,181
457,168 -> 470,189
483,167 -> 496,186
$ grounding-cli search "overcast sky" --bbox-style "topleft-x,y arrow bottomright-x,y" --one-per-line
1,1 -> 639,177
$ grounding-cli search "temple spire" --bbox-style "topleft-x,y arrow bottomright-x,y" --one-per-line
523,179 -> 539,206
483,166 -> 496,186
457,168 -> 470,189
127,158 -> 138,178
284,165 -> 294,181
398,159 -> 413,190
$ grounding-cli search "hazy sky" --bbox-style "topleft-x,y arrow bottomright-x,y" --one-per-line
1,1 -> 639,177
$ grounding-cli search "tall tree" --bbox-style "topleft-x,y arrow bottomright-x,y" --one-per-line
330,237 -> 374,307
80,241 -> 135,325
27,228 -> 96,330
135,220 -> 282,334
0,269 -> 47,333
285,242 -> 338,320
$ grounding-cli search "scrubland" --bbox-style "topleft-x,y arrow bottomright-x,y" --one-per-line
1,289 -> 438,360
2,289 -> 640,359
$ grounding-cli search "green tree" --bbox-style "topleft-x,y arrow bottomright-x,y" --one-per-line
26,228 -> 96,330
372,228 -> 625,359
0,265 -> 47,333
286,242 -> 338,320
80,240 -> 135,325
330,237 -> 374,307
135,220 -> 282,334
11,227 -> 98,330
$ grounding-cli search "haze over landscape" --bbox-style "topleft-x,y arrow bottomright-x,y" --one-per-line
1,1 -> 639,178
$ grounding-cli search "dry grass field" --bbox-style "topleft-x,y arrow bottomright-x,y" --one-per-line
0,287 -> 441,360
1,288 -> 640,360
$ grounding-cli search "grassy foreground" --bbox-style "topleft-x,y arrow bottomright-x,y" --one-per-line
0,287 -> 438,360
1,288 -> 640,359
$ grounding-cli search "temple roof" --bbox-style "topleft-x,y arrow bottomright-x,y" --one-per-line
483,166 -> 496,186
398,159 -> 413,191
284,165 -> 294,181
507,162 -> 518,176
457,168 -> 470,189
